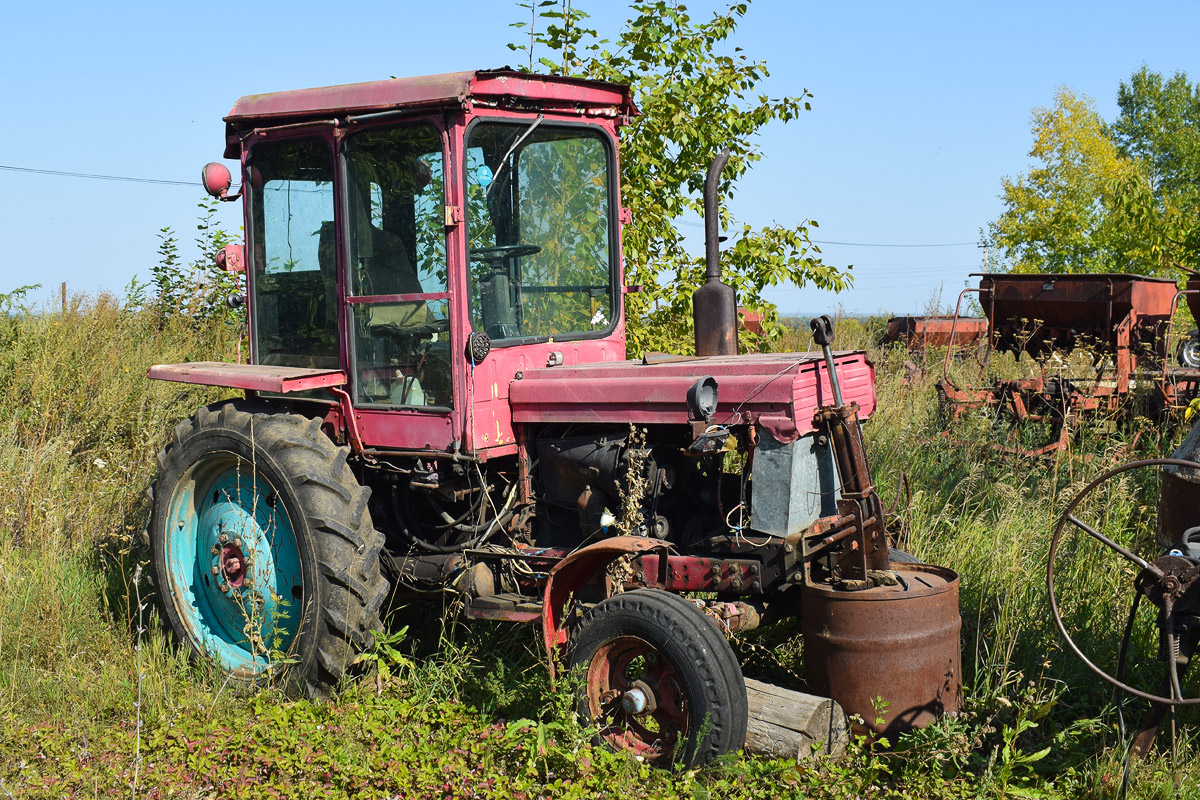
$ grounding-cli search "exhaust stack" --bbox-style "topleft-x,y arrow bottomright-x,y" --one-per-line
693,148 -> 737,357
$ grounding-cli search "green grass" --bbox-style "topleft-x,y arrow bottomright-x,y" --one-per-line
2,295 -> 1200,798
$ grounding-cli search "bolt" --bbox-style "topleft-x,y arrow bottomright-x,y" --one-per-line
784,543 -> 794,553
218,533 -> 229,544
219,582 -> 230,594
749,564 -> 759,574
233,538 -> 242,548
210,545 -> 220,555
210,565 -> 221,575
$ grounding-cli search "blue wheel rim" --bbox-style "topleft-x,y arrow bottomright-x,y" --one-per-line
164,452 -> 303,676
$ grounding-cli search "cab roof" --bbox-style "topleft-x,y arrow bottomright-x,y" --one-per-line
225,69 -> 637,128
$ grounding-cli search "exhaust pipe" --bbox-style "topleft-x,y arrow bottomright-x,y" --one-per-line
693,148 -> 737,357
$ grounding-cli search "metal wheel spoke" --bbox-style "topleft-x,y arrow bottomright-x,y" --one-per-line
1065,513 -> 1159,574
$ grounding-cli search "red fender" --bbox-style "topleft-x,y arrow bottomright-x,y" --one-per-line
541,535 -> 668,672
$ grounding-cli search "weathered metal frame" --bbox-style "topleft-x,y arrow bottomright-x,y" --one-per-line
937,273 -> 1182,455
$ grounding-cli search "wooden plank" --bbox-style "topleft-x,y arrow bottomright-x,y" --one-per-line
743,678 -> 848,760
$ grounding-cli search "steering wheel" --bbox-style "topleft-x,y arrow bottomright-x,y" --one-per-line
370,318 -> 450,339
469,244 -> 542,262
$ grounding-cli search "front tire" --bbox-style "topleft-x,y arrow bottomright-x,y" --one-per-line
566,589 -> 748,767
148,401 -> 388,696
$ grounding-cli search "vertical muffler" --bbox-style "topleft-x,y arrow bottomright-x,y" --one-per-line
693,148 -> 738,357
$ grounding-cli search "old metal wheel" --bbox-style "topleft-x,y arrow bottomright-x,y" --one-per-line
148,401 -> 389,696
1048,458 -> 1200,708
566,589 -> 748,767
1179,335 -> 1200,369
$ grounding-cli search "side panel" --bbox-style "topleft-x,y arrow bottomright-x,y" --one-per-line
751,430 -> 841,536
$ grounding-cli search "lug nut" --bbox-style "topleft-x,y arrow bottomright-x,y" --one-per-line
218,533 -> 229,544
233,538 -> 242,548
210,545 -> 220,555
210,565 -> 221,575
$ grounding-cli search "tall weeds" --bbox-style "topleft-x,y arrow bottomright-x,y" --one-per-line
0,291 -> 235,723
2,297 -> 1199,796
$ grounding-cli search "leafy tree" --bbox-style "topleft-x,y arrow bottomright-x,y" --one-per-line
510,0 -> 850,354
1110,66 -> 1200,204
990,89 -> 1146,273
990,72 -> 1200,276
143,198 -> 242,323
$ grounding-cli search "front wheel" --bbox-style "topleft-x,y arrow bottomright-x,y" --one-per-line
565,589 -> 748,767
148,401 -> 388,696
1179,333 -> 1200,369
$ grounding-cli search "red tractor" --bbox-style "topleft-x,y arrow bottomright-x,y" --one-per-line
149,70 -> 960,766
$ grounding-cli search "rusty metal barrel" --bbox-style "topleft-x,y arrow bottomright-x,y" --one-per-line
1158,420 -> 1200,548
802,564 -> 962,737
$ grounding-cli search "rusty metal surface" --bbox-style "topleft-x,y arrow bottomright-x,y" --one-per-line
541,536 -> 668,663
935,273 -> 1184,453
694,280 -> 737,356
1158,423 -> 1200,547
976,272 -> 1177,358
632,554 -> 764,594
147,362 -> 347,393
739,308 -> 765,337
226,70 -> 638,126
882,316 -> 987,350
694,148 -> 737,357
1185,272 -> 1200,323
802,564 -> 963,736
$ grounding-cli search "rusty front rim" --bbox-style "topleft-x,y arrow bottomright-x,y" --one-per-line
585,635 -> 687,764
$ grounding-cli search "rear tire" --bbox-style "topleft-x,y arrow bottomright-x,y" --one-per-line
566,588 -> 748,767
148,401 -> 388,696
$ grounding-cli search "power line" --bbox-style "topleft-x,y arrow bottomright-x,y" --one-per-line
0,162 -> 984,251
674,217 -> 978,248
0,164 -> 200,188
811,239 -> 979,248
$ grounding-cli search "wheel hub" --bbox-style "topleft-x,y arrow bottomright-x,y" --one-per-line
220,542 -> 248,588
1136,554 -> 1200,613
621,680 -> 658,714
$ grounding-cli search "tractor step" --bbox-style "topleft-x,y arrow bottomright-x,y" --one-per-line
463,592 -> 542,622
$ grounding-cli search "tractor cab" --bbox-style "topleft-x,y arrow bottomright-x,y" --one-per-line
190,70 -> 634,454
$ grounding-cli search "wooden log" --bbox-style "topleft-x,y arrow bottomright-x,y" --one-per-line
743,678 -> 848,760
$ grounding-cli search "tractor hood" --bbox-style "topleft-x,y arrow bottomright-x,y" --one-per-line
508,351 -> 875,443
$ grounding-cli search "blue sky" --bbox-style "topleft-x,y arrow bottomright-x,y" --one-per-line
1,1 -> 1197,315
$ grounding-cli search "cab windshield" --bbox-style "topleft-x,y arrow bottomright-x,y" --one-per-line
465,121 -> 615,343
